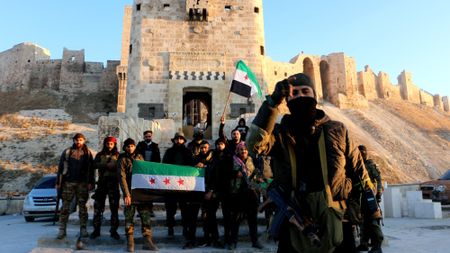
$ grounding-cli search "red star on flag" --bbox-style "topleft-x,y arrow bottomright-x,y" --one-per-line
149,178 -> 156,184
244,75 -> 249,80
177,178 -> 185,186
163,178 -> 171,185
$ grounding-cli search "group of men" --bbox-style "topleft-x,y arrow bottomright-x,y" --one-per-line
55,72 -> 384,253
56,132 -> 160,251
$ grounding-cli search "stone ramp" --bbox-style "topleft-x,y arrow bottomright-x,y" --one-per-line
36,231 -> 277,253
36,209 -> 278,252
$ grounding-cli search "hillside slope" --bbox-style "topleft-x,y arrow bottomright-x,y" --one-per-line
324,99 -> 449,184
0,99 -> 449,194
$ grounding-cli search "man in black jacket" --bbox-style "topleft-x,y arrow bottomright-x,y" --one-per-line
56,133 -> 94,239
162,131 -> 197,248
137,130 -> 161,163
136,130 -> 161,217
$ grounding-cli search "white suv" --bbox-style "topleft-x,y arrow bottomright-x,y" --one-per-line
22,174 -> 61,222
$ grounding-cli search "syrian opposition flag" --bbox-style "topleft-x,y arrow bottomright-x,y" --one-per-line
230,60 -> 262,98
131,160 -> 205,192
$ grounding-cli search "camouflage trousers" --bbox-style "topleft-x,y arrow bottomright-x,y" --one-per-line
59,182 -> 89,230
360,217 -> 384,247
124,204 -> 152,237
92,177 -> 120,232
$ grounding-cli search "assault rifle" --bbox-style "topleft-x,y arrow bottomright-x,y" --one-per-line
259,183 -> 321,247
53,174 -> 63,225
358,176 -> 384,225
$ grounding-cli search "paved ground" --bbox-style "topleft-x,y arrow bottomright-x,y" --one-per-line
2,207 -> 450,253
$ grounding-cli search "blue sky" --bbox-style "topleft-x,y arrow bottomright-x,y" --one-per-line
1,0 -> 448,96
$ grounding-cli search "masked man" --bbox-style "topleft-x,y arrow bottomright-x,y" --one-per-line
247,73 -> 373,253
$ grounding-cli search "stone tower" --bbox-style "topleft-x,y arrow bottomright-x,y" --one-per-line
118,0 -> 266,138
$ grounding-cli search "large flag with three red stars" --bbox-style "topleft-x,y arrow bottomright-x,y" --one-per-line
131,160 -> 205,192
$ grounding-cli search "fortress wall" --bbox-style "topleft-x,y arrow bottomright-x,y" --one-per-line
398,71 -> 421,104
99,60 -> 120,91
377,72 -> 402,100
0,43 -> 50,91
29,60 -> 62,90
263,57 -> 302,96
357,65 -> 378,100
443,96 -> 449,112
85,62 -> 104,74
343,55 -> 359,97
59,48 -> 85,93
321,53 -> 345,105
433,95 -> 443,110
321,53 -> 360,107
419,90 -> 434,107
293,54 -> 324,102
0,43 -> 119,95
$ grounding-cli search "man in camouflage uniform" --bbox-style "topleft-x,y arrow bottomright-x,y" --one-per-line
118,138 -> 158,252
357,145 -> 384,253
90,136 -> 121,240
56,133 -> 94,239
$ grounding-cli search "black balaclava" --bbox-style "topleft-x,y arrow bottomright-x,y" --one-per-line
285,73 -> 318,133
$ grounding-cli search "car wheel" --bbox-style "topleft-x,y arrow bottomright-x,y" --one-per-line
25,216 -> 35,222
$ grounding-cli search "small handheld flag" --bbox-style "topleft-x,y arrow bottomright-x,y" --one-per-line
230,60 -> 262,98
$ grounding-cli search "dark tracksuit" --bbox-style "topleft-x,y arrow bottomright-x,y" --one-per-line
162,144 -> 199,243
210,149 -> 233,244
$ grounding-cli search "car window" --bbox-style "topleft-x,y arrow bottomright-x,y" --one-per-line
34,176 -> 56,189
439,170 -> 450,180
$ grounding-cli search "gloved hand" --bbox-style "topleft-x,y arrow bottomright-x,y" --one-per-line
270,79 -> 291,106
376,192 -> 382,203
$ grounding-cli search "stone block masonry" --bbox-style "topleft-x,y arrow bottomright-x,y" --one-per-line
0,43 -> 118,95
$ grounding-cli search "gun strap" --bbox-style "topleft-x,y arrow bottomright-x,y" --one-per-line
287,142 -> 297,194
318,130 -> 346,211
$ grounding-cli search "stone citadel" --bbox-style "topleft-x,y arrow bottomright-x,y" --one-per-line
0,0 -> 448,144
0,43 -> 119,94
113,0 -> 448,140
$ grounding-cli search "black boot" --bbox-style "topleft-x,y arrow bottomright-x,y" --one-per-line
356,241 -> 369,251
110,230 -> 120,240
368,242 -> 383,253
80,226 -> 89,238
90,227 -> 101,239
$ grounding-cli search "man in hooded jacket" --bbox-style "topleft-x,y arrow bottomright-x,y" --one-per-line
246,73 -> 374,253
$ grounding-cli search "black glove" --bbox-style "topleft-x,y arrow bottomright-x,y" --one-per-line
269,79 -> 290,106
376,192 -> 382,203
